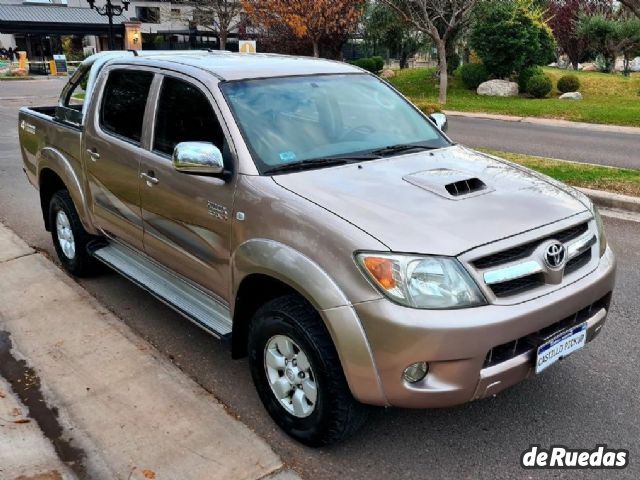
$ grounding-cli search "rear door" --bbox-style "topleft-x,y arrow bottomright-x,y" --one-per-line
84,67 -> 154,251
139,72 -> 237,300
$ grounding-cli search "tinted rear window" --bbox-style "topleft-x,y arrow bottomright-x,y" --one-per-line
100,70 -> 154,143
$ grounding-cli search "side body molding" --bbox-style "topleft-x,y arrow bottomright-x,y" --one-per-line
38,147 -> 98,235
232,239 -> 388,406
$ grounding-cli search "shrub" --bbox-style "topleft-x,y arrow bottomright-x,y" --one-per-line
350,57 -> 378,74
557,74 -> 581,93
470,2 -> 556,79
527,74 -> 553,98
518,65 -> 543,92
371,56 -> 385,73
459,63 -> 489,90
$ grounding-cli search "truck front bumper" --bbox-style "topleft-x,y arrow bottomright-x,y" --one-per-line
352,246 -> 616,408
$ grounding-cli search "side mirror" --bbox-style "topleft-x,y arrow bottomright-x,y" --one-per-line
172,142 -> 225,176
429,112 -> 448,133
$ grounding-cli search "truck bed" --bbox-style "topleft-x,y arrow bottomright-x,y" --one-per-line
19,105 -> 84,190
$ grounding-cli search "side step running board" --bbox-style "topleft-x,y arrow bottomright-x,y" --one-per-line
91,242 -> 232,339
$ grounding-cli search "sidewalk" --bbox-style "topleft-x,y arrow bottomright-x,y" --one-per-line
0,223 -> 298,480
443,110 -> 640,135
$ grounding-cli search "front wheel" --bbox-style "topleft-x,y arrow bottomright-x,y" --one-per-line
248,295 -> 368,446
49,190 -> 100,277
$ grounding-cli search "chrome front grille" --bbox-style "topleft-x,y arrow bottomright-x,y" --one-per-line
489,273 -> 544,298
473,222 -> 588,270
464,220 -> 597,302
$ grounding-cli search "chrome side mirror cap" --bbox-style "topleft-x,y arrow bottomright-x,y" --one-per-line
429,112 -> 448,133
172,142 -> 225,176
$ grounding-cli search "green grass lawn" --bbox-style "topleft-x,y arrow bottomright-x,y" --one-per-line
390,67 -> 640,127
481,149 -> 640,197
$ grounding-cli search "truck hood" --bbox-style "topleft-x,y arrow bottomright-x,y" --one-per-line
273,146 -> 590,255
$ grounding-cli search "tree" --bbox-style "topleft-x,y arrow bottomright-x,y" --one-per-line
547,0 -> 612,70
619,0 -> 640,18
192,0 -> 244,50
578,13 -> 640,73
241,0 -> 366,58
470,1 -> 556,80
381,0 -> 479,104
363,1 -> 426,68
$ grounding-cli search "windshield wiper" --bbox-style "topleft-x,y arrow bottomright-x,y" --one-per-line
263,154 -> 381,175
370,143 -> 437,157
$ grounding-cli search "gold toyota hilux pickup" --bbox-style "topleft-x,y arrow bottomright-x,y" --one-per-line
19,51 -> 616,446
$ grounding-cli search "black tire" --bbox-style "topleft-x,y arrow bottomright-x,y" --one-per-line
248,294 -> 368,446
49,190 -> 100,277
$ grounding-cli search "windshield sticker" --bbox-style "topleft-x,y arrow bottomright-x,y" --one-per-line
279,151 -> 297,162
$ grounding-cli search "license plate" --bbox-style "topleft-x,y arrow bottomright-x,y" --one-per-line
536,323 -> 587,374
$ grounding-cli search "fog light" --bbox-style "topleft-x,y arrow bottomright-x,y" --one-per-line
403,362 -> 428,383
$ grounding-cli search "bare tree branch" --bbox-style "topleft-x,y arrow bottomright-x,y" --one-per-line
380,0 -> 478,103
192,0 -> 245,50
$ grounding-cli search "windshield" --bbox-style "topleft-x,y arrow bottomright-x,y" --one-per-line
221,74 -> 450,174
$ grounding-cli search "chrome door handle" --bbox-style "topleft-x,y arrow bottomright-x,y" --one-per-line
140,172 -> 159,185
86,149 -> 100,161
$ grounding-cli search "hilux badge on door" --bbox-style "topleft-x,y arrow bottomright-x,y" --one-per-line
207,201 -> 229,221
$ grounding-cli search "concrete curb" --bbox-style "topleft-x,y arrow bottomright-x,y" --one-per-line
443,110 -> 640,135
0,222 -> 301,480
579,187 -> 640,214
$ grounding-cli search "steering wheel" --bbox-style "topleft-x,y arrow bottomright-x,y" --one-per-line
338,125 -> 375,141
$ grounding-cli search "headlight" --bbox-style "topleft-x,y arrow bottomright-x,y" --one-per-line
356,253 -> 486,309
593,206 -> 607,257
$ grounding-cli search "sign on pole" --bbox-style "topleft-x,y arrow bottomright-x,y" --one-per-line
53,54 -> 68,75
239,40 -> 257,53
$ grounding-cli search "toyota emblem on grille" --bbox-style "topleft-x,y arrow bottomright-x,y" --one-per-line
544,242 -> 566,269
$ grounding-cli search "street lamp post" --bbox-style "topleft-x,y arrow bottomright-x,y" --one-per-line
86,0 -> 131,51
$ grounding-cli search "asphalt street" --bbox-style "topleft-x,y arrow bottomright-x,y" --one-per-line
1,78 -> 639,479
448,115 -> 640,169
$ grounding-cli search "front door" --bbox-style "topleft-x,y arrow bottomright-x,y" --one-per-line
139,73 -> 236,301
84,68 -> 155,251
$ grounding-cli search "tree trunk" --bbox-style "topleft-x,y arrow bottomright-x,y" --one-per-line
400,51 -> 408,69
436,39 -> 448,104
312,39 -> 320,58
220,31 -> 228,51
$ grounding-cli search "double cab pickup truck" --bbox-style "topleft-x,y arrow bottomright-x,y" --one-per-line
19,51 -> 616,446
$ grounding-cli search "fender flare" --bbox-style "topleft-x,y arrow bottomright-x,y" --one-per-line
37,147 -> 97,235
232,239 -> 387,405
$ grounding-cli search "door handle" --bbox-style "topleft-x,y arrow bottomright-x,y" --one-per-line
141,171 -> 159,186
86,148 -> 100,161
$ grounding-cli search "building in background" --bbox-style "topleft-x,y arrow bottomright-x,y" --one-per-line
0,0 -> 247,62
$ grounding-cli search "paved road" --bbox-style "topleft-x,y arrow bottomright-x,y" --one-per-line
1,79 -> 640,479
447,115 -> 640,169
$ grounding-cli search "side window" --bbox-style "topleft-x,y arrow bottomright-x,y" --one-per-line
153,76 -> 225,156
65,69 -> 88,110
100,70 -> 154,143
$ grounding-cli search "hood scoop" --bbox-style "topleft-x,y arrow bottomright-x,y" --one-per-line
403,168 -> 493,200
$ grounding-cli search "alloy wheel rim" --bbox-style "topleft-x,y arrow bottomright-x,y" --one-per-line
55,210 -> 76,260
264,334 -> 318,418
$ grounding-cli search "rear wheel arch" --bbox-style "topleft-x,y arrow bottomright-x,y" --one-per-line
37,149 -> 96,235
39,168 -> 67,231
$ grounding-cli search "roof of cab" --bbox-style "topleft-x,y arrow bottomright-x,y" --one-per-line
95,51 -> 361,81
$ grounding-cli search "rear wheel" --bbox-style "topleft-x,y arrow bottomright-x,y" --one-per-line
49,190 -> 100,277
248,294 -> 368,446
